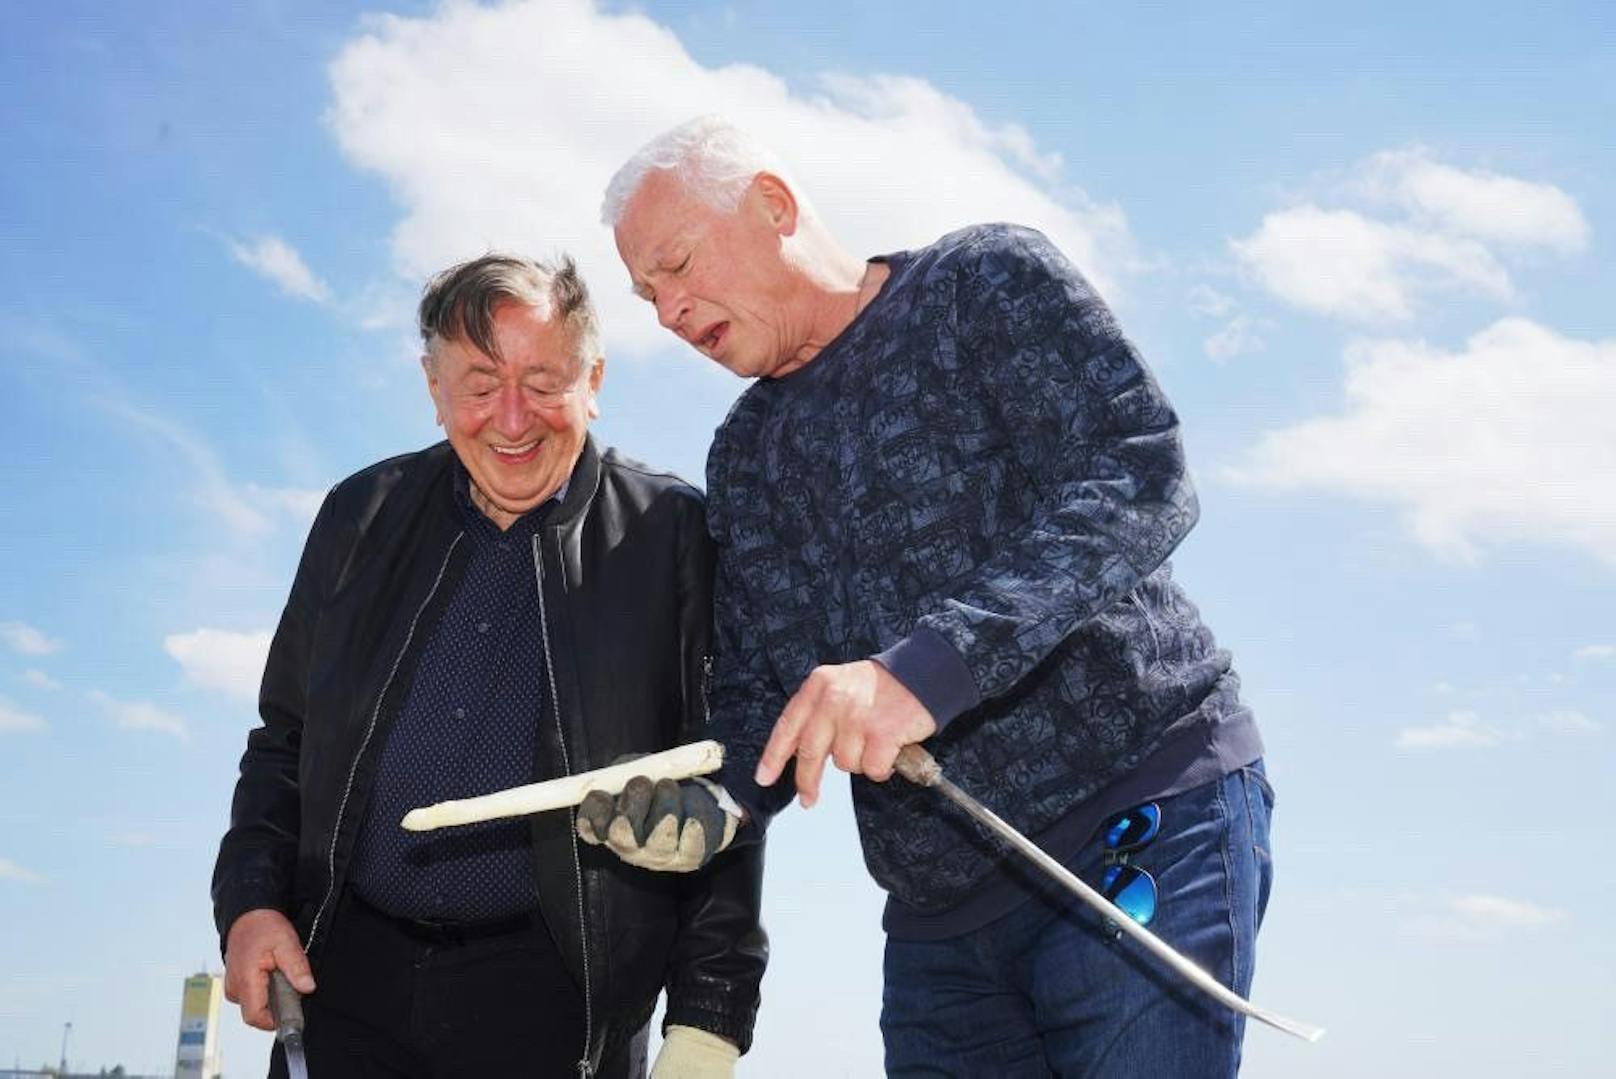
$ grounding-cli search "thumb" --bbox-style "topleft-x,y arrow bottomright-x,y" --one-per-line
271,940 -> 316,995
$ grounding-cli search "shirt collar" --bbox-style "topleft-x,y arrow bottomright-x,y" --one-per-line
451,456 -> 571,540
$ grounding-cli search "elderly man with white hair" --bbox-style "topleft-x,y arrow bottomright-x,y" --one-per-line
578,117 -> 1275,1077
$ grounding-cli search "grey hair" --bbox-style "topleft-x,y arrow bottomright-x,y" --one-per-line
418,253 -> 602,370
601,115 -> 797,227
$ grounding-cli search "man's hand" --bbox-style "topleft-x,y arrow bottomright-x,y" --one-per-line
577,777 -> 740,872
651,1025 -> 739,1078
755,659 -> 937,808
223,908 -> 315,1031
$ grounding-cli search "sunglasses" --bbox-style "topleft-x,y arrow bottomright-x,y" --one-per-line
1099,802 -> 1160,927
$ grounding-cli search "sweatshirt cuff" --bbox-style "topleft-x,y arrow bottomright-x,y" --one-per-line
872,625 -> 980,731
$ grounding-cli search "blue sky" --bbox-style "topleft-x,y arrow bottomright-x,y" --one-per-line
2,1 -> 1613,1074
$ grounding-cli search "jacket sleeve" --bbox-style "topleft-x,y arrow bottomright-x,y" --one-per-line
873,227 -> 1199,729
209,488 -> 336,955
663,492 -> 769,1053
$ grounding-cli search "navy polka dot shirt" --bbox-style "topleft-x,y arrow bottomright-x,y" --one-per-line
349,462 -> 569,922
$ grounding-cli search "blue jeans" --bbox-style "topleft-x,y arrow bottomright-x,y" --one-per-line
881,762 -> 1275,1078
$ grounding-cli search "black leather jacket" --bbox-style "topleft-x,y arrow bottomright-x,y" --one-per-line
212,437 -> 767,1071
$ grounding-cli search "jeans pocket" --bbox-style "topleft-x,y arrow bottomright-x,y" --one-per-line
1241,760 -> 1276,810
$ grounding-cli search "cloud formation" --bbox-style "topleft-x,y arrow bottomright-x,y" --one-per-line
326,0 -> 1130,357
164,628 -> 273,701
1395,706 -> 1603,749
87,690 -> 188,740
1447,894 -> 1567,930
1232,149 -> 1586,322
0,621 -> 62,656
228,235 -> 333,303
1358,149 -> 1590,254
1396,710 -> 1504,750
21,669 -> 61,691
1225,318 -> 1616,565
0,697 -> 47,734
0,857 -> 44,885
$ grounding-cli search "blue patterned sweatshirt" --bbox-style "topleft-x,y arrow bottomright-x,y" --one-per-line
706,224 -> 1261,922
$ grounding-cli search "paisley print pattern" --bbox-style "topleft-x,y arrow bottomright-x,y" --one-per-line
707,225 -> 1247,913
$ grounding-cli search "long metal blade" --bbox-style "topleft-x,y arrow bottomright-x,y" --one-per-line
282,1033 -> 309,1079
894,746 -> 1325,1043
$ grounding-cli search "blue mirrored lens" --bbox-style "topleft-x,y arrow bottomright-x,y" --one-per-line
1102,803 -> 1161,851
1102,864 -> 1157,925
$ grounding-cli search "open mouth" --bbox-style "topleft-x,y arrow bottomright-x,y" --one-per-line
696,321 -> 728,353
489,440 -> 541,465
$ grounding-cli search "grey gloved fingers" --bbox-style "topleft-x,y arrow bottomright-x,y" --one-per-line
641,779 -> 684,858
577,789 -> 615,846
617,776 -> 655,844
678,782 -> 724,868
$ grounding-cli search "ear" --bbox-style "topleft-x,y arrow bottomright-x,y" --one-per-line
749,172 -> 799,237
422,354 -> 445,426
585,356 -> 606,420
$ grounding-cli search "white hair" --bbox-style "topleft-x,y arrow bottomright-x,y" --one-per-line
601,115 -> 798,227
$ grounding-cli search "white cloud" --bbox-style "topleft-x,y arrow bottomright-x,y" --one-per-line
0,621 -> 62,656
1188,285 -> 1266,361
0,697 -> 47,734
1534,709 -> 1602,735
1224,318 -> 1616,566
244,485 -> 325,529
1395,704 -> 1603,749
99,398 -> 327,541
1232,204 -> 1510,321
21,669 -> 61,691
326,0 -> 1131,357
1573,644 -> 1615,661
1361,149 -> 1590,254
87,690 -> 188,740
1396,710 -> 1504,750
1188,285 -> 1236,319
164,628 -> 273,701
228,235 -> 333,303
1449,894 -> 1567,929
0,857 -> 44,884
1401,892 -> 1570,941
1232,149 -> 1585,322
1204,315 -> 1266,362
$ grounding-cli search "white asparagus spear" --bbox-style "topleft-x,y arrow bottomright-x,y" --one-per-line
401,739 -> 725,832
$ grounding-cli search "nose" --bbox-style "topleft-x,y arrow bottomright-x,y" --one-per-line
494,383 -> 529,438
655,287 -> 689,334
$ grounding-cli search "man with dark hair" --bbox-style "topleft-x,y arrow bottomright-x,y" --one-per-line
213,253 -> 766,1078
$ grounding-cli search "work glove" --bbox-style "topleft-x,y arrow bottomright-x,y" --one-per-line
576,775 -> 741,872
650,1025 -> 739,1079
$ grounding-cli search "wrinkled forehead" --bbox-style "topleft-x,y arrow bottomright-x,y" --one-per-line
433,302 -> 586,376
616,170 -> 717,254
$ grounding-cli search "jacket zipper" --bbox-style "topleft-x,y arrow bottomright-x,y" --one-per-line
306,533 -> 465,953
532,531 -> 597,1078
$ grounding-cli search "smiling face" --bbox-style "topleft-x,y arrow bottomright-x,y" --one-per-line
614,168 -> 807,379
424,301 -> 603,528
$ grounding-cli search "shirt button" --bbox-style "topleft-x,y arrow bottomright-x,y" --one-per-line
476,621 -> 491,634
453,707 -> 467,720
